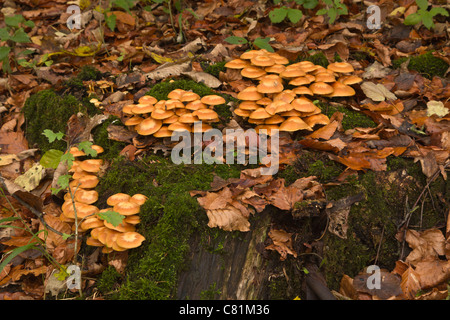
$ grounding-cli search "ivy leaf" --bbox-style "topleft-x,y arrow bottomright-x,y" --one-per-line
42,129 -> 65,143
269,7 -> 289,23
40,149 -> 64,169
253,37 -> 274,52
287,8 -> 303,23
224,36 -> 248,45
97,210 -> 125,227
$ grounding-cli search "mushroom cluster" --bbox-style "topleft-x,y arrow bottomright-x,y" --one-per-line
84,192 -> 147,253
59,145 -> 146,253
225,49 -> 362,134
122,90 -> 227,138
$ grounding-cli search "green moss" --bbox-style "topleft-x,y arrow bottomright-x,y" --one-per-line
22,90 -> 95,152
202,61 -> 227,78
318,103 -> 376,131
305,52 -> 329,67
97,266 -> 123,296
95,155 -> 245,299
392,51 -> 449,79
145,79 -> 235,123
64,65 -> 103,89
91,116 -> 127,160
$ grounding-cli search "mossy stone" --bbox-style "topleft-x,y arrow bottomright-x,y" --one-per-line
392,51 -> 449,79
91,115 -> 127,160
318,103 -> 376,131
22,90 -> 96,152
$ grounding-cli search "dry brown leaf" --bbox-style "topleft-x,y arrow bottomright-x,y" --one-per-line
265,229 -> 297,260
400,265 -> 421,299
206,205 -> 251,232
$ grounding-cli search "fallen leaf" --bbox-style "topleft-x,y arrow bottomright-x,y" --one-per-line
361,82 -> 397,102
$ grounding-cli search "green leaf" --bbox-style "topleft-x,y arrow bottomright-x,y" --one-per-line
420,10 -> 434,29
224,36 -> 248,45
56,174 -> 71,190
302,0 -> 318,9
0,28 -> 11,41
77,141 -> 97,157
42,129 -> 64,143
113,0 -> 134,13
10,28 -> 30,43
5,14 -> 25,28
316,8 -> 328,15
17,49 -> 34,57
323,0 -> 333,6
40,149 -> 64,169
269,7 -> 289,23
404,12 -> 422,25
23,20 -> 35,28
97,210 -> 125,227
253,37 -> 274,52
429,7 -> 449,17
327,7 -> 338,24
0,46 -> 11,61
105,13 -> 117,31
415,0 -> 429,10
60,152 -> 75,168
0,243 -> 38,274
287,8 -> 303,23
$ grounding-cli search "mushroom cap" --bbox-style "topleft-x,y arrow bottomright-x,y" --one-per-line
339,75 -> 362,85
180,91 -> 201,102
124,116 -> 144,126
225,58 -> 251,69
291,97 -> 317,113
130,194 -> 148,206
234,108 -> 251,118
256,97 -> 273,106
124,215 -> 141,225
167,89 -> 186,100
74,189 -> 99,205
280,66 -> 306,78
265,64 -> 286,74
104,220 -> 136,233
238,101 -> 259,111
136,117 -> 163,135
192,122 -> 213,133
200,95 -> 226,106
267,53 -> 289,65
138,95 -> 158,105
162,114 -> 179,124
175,108 -> 189,116
113,201 -> 141,216
63,203 -> 99,219
240,49 -> 264,60
241,66 -> 266,79
251,55 -> 275,67
178,113 -> 200,124
165,99 -> 185,110
122,104 -> 135,115
77,175 -> 99,189
86,236 -> 104,247
279,116 -> 313,132
91,145 -> 104,155
116,231 -> 146,249
264,114 -> 285,124
327,62 -> 354,73
303,113 -> 331,127
309,82 -> 334,95
257,74 -> 284,94
132,104 -> 155,114
266,100 -> 292,115
153,126 -> 173,138
185,100 -> 207,111
314,72 -> 336,83
273,90 -> 296,104
328,81 -> 356,97
90,226 -> 106,240
254,124 -> 280,136
195,108 -> 219,121
167,122 -> 192,132
292,86 -> 314,96
69,147 -> 86,157
237,86 -> 264,101
79,159 -> 103,173
289,76 -> 312,86
80,216 -> 104,231
249,107 -> 271,120
104,230 -> 121,248
107,193 -> 131,206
